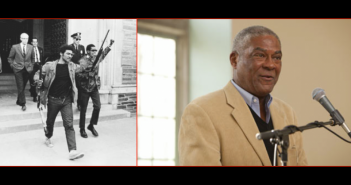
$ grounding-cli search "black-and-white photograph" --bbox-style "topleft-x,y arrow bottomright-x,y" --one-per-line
0,19 -> 136,166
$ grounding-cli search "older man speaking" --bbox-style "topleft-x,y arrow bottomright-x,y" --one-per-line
179,25 -> 308,166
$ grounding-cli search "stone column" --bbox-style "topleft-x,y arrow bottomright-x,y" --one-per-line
32,19 -> 44,47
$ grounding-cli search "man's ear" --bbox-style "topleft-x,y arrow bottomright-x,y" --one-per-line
230,51 -> 239,69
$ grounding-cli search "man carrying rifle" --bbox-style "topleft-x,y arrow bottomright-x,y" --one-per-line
35,44 -> 85,160
77,40 -> 114,138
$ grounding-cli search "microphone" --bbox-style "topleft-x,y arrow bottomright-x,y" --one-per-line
312,88 -> 351,138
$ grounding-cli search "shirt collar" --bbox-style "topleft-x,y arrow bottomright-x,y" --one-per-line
231,79 -> 273,108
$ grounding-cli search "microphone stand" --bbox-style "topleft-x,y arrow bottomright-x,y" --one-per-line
256,119 -> 336,166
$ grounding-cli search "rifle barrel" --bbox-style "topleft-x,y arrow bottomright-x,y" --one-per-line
91,30 -> 110,70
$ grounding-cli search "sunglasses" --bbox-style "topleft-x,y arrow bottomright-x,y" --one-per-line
91,50 -> 97,52
76,39 -> 81,41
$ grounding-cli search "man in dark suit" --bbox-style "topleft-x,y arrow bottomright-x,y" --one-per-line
70,32 -> 85,111
8,33 -> 35,111
29,37 -> 44,102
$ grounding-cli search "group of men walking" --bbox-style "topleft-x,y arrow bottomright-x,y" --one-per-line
7,32 -> 114,160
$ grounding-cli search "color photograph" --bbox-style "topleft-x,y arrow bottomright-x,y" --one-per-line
137,19 -> 351,166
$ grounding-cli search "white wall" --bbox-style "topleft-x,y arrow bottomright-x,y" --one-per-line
67,19 -> 125,88
189,19 -> 232,101
67,19 -> 137,106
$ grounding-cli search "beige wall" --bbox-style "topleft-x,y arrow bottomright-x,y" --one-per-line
231,19 -> 351,165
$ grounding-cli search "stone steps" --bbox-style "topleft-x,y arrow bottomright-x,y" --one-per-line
0,89 -> 132,135
0,73 -> 136,135
0,74 -> 31,92
0,105 -> 131,135
0,84 -> 30,91
0,74 -> 16,80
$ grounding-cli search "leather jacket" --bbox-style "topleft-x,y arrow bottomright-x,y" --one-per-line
34,60 -> 85,107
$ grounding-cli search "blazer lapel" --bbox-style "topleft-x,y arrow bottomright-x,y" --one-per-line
223,81 -> 272,166
17,44 -> 24,59
25,45 -> 30,60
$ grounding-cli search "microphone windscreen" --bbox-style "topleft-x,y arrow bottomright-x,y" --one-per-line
312,88 -> 325,101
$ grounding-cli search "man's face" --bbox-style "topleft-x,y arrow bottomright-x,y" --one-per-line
231,35 -> 282,98
20,34 -> 29,45
74,37 -> 81,45
61,50 -> 74,63
32,39 -> 38,47
88,47 -> 97,57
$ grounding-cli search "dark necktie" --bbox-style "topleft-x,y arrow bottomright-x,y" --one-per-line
22,45 -> 26,58
35,47 -> 39,63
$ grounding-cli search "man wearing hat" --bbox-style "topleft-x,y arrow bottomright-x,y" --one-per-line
70,32 -> 85,64
70,32 -> 85,111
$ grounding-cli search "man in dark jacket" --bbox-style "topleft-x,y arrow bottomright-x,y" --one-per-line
35,44 -> 86,160
77,40 -> 113,138
29,37 -> 44,102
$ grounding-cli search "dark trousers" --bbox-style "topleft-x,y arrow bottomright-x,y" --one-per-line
46,95 -> 77,152
79,87 -> 101,130
29,63 -> 40,97
13,68 -> 30,106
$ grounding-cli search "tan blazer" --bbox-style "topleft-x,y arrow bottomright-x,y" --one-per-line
179,81 -> 308,166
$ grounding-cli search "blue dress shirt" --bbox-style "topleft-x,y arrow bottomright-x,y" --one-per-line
231,79 -> 273,123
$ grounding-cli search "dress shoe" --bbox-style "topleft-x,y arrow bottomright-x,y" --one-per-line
22,105 -> 26,111
87,125 -> 99,137
33,97 -> 38,103
80,129 -> 88,138
69,150 -> 84,160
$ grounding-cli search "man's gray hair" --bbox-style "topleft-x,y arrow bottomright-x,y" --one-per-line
232,25 -> 281,54
20,33 -> 29,38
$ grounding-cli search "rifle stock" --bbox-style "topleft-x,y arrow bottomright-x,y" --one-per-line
37,64 -> 48,135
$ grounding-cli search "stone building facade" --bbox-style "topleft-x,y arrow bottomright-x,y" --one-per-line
0,19 -> 136,113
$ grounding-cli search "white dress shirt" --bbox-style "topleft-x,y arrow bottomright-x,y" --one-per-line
34,46 -> 40,63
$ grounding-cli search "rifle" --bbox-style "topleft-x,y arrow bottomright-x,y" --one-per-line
37,64 -> 48,135
92,39 -> 114,70
91,30 -> 110,71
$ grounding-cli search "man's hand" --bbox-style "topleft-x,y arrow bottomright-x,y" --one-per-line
36,79 -> 43,87
108,39 -> 115,48
38,103 -> 45,110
